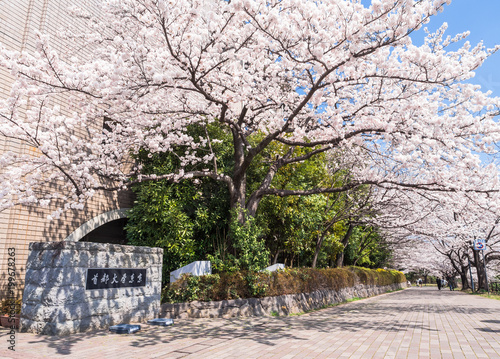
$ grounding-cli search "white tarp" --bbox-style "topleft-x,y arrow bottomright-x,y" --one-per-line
170,261 -> 211,283
260,263 -> 285,272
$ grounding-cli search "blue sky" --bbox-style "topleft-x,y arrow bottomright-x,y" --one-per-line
409,0 -> 500,98
409,0 -> 500,163
357,0 -> 500,97
354,1 -> 500,164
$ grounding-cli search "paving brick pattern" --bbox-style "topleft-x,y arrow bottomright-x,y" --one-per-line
1,287 -> 499,358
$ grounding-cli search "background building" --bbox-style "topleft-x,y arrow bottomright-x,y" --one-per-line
0,0 -> 133,298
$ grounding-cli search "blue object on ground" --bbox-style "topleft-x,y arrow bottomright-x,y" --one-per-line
147,318 -> 174,326
109,324 -> 141,334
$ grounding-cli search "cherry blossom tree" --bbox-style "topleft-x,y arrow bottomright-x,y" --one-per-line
385,189 -> 500,289
1,0 -> 500,224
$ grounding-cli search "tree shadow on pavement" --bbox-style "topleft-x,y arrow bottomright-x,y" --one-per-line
477,319 -> 500,333
126,317 -> 305,350
16,330 -> 109,356
9,287 -> 500,356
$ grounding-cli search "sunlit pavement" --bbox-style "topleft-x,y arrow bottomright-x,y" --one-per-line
1,287 -> 499,358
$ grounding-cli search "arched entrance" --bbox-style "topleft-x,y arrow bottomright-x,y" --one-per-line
64,208 -> 130,244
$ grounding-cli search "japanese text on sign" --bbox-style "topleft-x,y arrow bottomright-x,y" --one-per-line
86,268 -> 147,290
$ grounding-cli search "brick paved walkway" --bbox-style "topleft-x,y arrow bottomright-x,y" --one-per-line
1,287 -> 499,358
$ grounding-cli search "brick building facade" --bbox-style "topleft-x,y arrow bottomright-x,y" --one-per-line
0,0 -> 133,298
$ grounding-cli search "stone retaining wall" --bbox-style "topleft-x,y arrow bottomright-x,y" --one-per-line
21,242 -> 163,335
160,282 -> 406,319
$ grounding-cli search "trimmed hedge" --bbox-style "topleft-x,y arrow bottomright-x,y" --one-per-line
163,267 -> 406,303
352,267 -> 406,286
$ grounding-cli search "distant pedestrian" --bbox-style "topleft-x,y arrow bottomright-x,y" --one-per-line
437,278 -> 442,290
447,276 -> 454,291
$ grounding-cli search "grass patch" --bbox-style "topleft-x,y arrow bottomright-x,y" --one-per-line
463,289 -> 500,300
386,288 -> 405,293
346,296 -> 362,303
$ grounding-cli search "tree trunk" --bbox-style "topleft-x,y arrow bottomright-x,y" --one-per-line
312,233 -> 325,268
473,250 -> 488,291
229,124 -> 247,224
459,266 -> 470,290
229,174 -> 246,222
336,223 -> 353,268
273,249 -> 282,265
446,251 -> 468,291
312,219 -> 339,268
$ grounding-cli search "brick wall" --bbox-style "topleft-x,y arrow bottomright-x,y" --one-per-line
0,0 -> 134,299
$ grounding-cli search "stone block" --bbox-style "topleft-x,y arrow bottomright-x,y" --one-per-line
25,267 -> 86,287
38,286 -> 87,306
20,317 -> 55,335
20,303 -> 46,323
22,283 -> 46,303
86,288 -> 122,301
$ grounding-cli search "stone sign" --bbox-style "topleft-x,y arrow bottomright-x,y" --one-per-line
21,241 -> 163,335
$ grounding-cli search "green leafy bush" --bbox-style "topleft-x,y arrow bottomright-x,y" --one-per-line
162,274 -> 222,303
229,209 -> 270,272
208,208 -> 270,273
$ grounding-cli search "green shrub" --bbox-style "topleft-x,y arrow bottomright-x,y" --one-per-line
163,267 -> 406,303
1,298 -> 21,315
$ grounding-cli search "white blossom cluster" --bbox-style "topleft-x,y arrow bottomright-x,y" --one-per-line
0,0 -> 499,223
